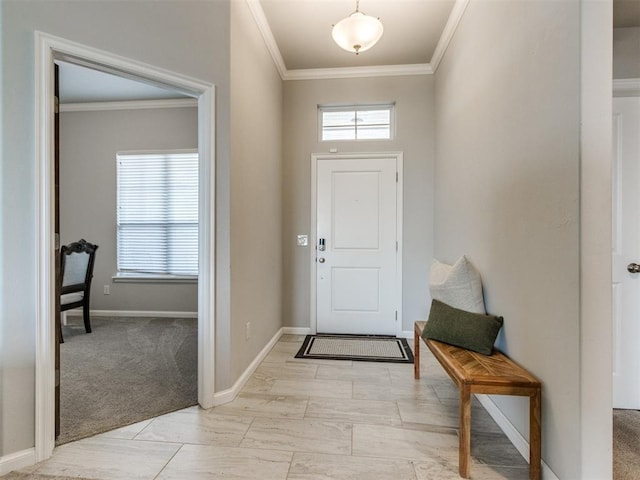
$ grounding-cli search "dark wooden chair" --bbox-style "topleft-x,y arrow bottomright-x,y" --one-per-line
59,239 -> 98,343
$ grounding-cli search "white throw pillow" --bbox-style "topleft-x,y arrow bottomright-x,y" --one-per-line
429,255 -> 486,314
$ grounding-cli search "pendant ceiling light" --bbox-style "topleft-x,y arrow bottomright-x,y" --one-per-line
331,0 -> 383,55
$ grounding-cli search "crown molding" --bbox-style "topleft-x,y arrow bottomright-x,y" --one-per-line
246,0 -> 468,81
613,78 -> 640,97
246,0 -> 288,79
60,98 -> 197,112
285,63 -> 433,81
430,0 -> 470,72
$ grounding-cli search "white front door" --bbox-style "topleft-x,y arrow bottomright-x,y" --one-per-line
613,95 -> 640,409
315,156 -> 399,335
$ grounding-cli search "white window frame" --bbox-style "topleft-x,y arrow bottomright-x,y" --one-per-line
318,103 -> 395,142
115,149 -> 199,283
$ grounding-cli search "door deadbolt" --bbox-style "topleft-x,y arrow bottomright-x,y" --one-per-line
628,263 -> 640,273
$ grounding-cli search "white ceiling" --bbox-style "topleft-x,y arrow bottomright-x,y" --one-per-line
57,61 -> 187,103
259,0 -> 455,70
614,0 -> 640,28
58,0 -> 640,104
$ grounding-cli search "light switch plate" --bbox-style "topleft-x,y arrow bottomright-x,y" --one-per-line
297,234 -> 308,246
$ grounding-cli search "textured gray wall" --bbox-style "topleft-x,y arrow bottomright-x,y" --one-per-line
229,0 -> 284,387
434,1 -> 592,478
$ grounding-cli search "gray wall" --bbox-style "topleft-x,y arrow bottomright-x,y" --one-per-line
613,27 -> 640,79
228,0 -> 283,385
0,0 -> 230,456
282,76 -> 435,333
433,1 -> 582,478
59,107 -> 198,313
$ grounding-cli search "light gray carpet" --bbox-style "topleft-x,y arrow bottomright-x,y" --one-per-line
614,409 -> 640,480
57,316 -> 197,445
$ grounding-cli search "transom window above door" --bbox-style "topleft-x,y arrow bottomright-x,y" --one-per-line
319,104 -> 394,141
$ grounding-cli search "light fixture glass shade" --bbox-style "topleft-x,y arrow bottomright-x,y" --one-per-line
332,11 -> 383,54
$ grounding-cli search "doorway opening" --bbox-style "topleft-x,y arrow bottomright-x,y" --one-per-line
55,61 -> 201,444
35,32 -> 216,461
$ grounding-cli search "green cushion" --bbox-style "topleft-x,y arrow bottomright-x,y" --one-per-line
421,299 -> 503,355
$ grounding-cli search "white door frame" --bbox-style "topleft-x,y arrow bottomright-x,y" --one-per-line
309,152 -> 403,336
34,32 -> 216,461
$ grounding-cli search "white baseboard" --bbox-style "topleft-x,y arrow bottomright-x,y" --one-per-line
282,327 -> 311,335
64,309 -> 198,319
475,394 -> 559,480
0,448 -> 36,476
282,327 -> 413,337
212,327 -> 284,406
399,330 -> 414,339
282,326 -> 410,337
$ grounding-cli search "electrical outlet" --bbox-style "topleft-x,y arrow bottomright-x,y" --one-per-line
103,285 -> 110,295
245,321 -> 251,340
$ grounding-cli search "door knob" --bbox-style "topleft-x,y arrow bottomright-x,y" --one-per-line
627,263 -> 640,273
318,258 -> 325,263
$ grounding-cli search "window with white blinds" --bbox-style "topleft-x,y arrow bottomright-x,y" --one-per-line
117,151 -> 198,277
319,104 -> 394,141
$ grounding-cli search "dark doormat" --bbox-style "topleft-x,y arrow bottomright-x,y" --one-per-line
295,334 -> 414,363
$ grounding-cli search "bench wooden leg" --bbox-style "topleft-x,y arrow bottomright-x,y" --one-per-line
414,324 -> 421,379
459,385 -> 471,478
529,389 -> 542,480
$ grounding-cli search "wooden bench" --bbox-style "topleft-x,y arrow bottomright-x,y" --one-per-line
414,321 -> 541,480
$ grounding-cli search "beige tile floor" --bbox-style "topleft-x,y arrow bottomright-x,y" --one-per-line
16,334 -> 529,480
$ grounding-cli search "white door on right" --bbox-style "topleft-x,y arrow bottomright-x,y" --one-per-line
613,95 -> 640,409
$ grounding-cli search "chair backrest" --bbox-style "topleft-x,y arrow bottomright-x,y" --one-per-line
60,239 -> 98,290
